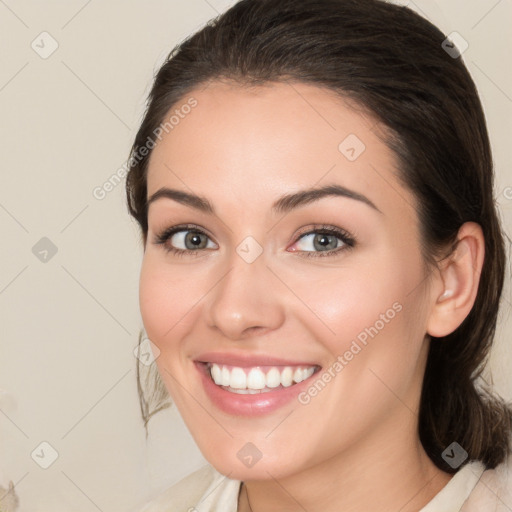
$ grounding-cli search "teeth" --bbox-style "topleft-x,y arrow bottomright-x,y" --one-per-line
230,367 -> 246,389
266,367 -> 281,388
208,363 -> 316,392
221,366 -> 230,386
281,367 -> 293,387
247,368 -> 266,389
211,364 -> 221,384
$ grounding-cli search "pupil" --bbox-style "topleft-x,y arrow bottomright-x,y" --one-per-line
186,232 -> 205,249
314,234 -> 336,251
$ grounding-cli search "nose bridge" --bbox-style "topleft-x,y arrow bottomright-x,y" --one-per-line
205,246 -> 285,339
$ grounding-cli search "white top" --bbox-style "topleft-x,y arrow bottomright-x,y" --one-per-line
135,457 -> 512,512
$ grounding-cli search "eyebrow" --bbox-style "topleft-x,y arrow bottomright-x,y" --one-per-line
146,184 -> 381,215
147,187 -> 214,214
272,184 -> 381,214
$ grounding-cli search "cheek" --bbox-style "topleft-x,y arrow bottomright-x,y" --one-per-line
288,252 -> 426,384
316,262 -> 426,392
289,264 -> 404,346
288,272 -> 425,447
138,254 -> 202,349
139,260 -> 166,344
138,256 -> 204,405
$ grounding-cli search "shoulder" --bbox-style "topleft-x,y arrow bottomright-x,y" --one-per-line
462,453 -> 512,511
135,464 -> 241,512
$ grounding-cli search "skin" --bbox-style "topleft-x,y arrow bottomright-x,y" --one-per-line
139,81 -> 485,512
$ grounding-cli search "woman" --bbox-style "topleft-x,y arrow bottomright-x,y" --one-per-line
127,0 -> 512,510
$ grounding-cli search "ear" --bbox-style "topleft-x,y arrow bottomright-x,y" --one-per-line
426,222 -> 485,338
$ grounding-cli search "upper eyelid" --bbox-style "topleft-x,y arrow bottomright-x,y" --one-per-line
154,224 -> 216,241
154,224 -> 354,250
153,226 -> 217,255
295,224 -> 352,236
155,224 -> 349,237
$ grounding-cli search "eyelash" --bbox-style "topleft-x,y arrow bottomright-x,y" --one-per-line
154,224 -> 213,259
153,223 -> 356,259
293,224 -> 356,258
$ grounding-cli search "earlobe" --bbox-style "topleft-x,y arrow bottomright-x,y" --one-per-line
426,222 -> 485,338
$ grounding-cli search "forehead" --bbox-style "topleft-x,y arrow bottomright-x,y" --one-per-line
146,80 -> 415,220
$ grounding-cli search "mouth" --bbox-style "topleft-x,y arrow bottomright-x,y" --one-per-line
203,362 -> 319,394
194,355 -> 321,416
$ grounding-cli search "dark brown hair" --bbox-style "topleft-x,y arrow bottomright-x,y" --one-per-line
126,0 -> 511,471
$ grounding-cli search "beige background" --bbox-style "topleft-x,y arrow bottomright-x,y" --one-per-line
0,0 -> 511,510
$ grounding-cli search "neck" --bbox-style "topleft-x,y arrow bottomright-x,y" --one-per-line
238,413 -> 452,512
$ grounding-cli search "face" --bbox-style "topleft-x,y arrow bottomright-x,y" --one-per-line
139,81 -> 434,480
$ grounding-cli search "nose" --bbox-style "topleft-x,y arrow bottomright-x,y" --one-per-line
205,252 -> 286,340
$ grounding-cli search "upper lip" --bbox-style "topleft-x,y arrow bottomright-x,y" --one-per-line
195,351 -> 320,368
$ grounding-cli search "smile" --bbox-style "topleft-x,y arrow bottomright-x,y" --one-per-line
207,362 -> 317,394
195,356 -> 321,416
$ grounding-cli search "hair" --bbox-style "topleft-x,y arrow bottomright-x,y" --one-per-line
127,0 -> 512,471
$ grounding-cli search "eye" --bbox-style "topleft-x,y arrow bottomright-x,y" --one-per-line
171,230 -> 214,250
289,225 -> 355,257
153,225 -> 217,255
296,233 -> 341,251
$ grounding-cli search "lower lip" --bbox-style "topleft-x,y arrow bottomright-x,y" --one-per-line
195,362 -> 319,416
